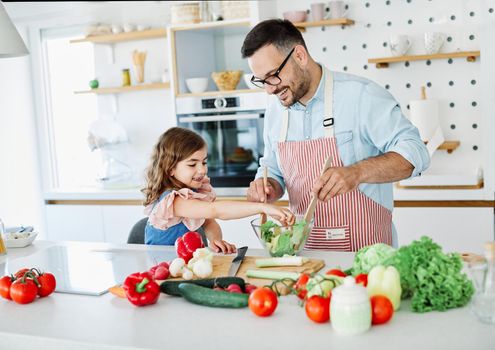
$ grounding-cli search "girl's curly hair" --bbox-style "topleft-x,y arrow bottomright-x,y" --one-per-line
142,127 -> 206,206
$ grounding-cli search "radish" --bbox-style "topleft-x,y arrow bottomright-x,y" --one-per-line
154,266 -> 170,280
226,284 -> 243,293
245,284 -> 258,295
158,261 -> 170,269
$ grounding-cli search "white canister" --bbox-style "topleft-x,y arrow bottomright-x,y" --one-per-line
331,276 -> 371,335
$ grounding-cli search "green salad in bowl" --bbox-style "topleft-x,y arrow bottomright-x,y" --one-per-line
250,216 -> 313,257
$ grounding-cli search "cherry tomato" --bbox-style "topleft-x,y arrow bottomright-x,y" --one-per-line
370,295 -> 394,325
305,295 -> 330,323
355,273 -> 368,287
37,272 -> 56,297
0,275 -> 14,300
294,273 -> 310,300
10,278 -> 38,304
325,269 -> 347,277
248,287 -> 278,317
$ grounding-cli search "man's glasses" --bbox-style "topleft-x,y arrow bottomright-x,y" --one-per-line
250,47 -> 295,89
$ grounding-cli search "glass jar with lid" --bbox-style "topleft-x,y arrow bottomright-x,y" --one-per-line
0,218 -> 7,255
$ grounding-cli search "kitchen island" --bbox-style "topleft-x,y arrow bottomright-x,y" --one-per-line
0,241 -> 493,350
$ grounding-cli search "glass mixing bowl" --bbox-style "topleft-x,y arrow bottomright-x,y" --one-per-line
250,216 -> 314,257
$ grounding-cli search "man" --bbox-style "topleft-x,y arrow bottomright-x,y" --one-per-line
242,19 -> 430,251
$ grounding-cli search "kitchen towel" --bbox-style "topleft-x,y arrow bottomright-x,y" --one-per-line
409,98 -> 444,157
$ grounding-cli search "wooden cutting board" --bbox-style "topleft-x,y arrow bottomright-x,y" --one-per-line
217,255 -> 325,286
168,256 -> 325,287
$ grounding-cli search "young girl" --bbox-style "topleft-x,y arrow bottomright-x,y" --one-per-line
142,127 -> 295,253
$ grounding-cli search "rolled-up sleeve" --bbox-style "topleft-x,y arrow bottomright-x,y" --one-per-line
255,99 -> 286,191
359,82 -> 430,178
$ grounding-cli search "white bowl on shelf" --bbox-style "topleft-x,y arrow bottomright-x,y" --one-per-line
4,232 -> 38,248
185,77 -> 209,93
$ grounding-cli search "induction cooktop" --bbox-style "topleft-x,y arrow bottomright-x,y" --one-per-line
0,245 -> 176,296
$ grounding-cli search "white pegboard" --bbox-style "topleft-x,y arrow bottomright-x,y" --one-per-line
276,0 -> 489,187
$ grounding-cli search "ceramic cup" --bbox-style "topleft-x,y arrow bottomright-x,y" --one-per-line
311,3 -> 326,21
111,24 -> 123,34
424,32 -> 445,54
328,1 -> 347,19
389,34 -> 412,56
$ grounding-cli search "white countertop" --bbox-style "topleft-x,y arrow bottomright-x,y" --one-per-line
1,241 -> 493,350
43,187 -> 491,201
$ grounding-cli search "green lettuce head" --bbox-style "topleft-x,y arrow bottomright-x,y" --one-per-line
352,243 -> 396,275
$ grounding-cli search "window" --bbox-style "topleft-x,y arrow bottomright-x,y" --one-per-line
42,27 -> 99,188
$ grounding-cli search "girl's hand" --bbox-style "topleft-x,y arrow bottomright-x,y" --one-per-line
209,239 -> 237,254
262,205 -> 295,227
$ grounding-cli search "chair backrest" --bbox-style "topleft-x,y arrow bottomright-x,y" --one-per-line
127,217 -> 148,244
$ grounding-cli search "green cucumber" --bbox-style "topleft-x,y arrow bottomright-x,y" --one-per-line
178,283 -> 249,308
160,277 -> 245,296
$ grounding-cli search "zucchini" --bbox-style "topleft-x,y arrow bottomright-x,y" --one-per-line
178,283 -> 249,308
160,277 -> 245,296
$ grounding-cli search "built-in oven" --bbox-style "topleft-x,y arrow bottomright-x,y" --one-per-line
176,92 -> 268,189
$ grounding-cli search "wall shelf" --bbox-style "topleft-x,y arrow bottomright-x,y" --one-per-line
368,51 -> 480,68
294,18 -> 355,32
169,19 -> 251,32
176,89 -> 262,98
74,82 -> 170,95
426,141 -> 460,154
69,28 -> 167,44
396,181 -> 484,190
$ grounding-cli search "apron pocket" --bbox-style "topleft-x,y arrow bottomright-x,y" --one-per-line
305,225 -> 351,251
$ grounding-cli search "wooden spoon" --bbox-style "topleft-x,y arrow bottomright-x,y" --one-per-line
303,155 -> 333,225
260,166 -> 268,224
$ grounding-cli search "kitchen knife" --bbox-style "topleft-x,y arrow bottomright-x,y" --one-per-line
228,246 -> 248,277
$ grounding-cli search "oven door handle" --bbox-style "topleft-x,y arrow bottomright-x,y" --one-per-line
178,113 -> 262,123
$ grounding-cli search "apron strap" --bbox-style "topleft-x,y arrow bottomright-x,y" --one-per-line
323,68 -> 335,138
278,68 -> 335,142
279,108 -> 290,142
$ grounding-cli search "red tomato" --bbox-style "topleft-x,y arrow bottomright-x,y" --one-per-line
37,272 -> 56,297
294,273 -> 310,299
325,269 -> 347,277
370,295 -> 394,325
355,273 -> 368,287
305,295 -> 330,323
10,278 -> 38,304
0,275 -> 14,300
14,268 -> 30,279
248,287 -> 278,317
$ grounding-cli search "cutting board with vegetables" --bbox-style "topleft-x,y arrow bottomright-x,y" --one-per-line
210,255 -> 325,286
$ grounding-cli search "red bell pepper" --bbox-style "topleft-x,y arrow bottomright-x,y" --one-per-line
122,272 -> 160,307
175,231 -> 204,263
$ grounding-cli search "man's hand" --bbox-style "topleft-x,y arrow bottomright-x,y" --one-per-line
312,166 -> 361,202
247,178 -> 282,203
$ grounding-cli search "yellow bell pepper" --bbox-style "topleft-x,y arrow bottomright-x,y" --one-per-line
367,265 -> 402,311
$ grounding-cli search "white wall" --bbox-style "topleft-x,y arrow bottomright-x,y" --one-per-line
0,24 -> 45,236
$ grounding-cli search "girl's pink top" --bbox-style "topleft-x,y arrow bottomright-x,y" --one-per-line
144,177 -> 216,232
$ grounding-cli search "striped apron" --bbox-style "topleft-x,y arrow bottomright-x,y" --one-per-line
277,69 -> 392,251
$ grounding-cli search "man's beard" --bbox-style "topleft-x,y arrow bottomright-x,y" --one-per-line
275,66 -> 311,107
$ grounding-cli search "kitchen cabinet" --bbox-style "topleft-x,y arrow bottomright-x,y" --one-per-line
169,19 -> 253,97
45,204 -> 144,244
393,207 -> 494,253
45,205 -> 105,242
